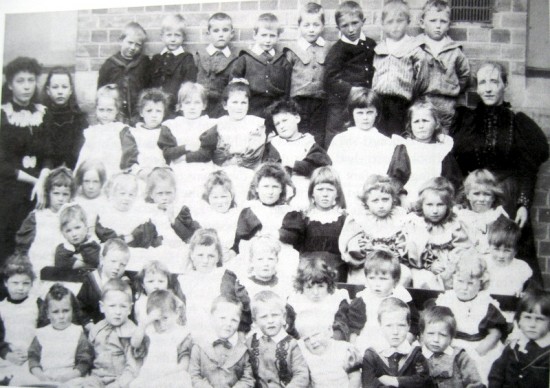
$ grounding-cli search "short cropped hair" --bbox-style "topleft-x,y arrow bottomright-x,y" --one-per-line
298,2 -> 325,25
515,288 -> 550,322
421,0 -> 451,19
254,13 -> 283,35
188,229 -> 224,267
102,238 -> 130,259
419,305 -> 457,338
101,278 -> 133,302
488,215 -> 521,250
208,12 -> 233,30
120,22 -> 147,42
161,14 -> 186,34
377,297 -> 410,324
335,1 -> 364,26
211,294 -> 243,315
251,290 -> 286,320
364,248 -> 401,282
382,0 -> 411,23
59,203 -> 88,231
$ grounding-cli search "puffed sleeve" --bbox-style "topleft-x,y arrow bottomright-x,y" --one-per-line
347,297 -> 368,336
54,243 -> 77,268
279,211 -> 307,250
74,331 -> 93,376
130,220 -> 162,248
221,270 -> 252,333
185,126 -> 218,163
441,153 -> 463,194
339,216 -> 367,267
232,208 -> 262,254
27,336 -> 42,371
95,216 -> 118,243
333,299 -> 351,341
479,303 -> 509,340
387,144 -> 411,192
292,143 -> 332,177
172,205 -> 201,243
158,126 -> 186,164
120,127 -> 139,171
15,211 -> 37,253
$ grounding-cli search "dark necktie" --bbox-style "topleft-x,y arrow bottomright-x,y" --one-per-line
525,340 -> 540,353
262,51 -> 273,62
164,51 -> 174,58
213,339 -> 232,349
388,352 -> 403,375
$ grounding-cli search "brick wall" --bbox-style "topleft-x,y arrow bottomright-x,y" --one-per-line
73,0 -> 550,286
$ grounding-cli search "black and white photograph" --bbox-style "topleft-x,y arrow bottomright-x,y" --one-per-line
0,0 -> 548,386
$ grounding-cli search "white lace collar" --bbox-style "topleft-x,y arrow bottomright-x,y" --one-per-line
2,102 -> 46,127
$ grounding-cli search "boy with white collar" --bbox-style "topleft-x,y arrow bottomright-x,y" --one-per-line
196,12 -> 239,118
362,298 -> 433,387
284,2 -> 332,146
150,14 -> 198,114
420,306 -> 483,388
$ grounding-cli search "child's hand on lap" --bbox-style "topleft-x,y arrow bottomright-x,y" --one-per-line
6,349 -> 27,365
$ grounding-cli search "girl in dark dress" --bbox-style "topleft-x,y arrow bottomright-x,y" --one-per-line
451,62 -> 549,283
42,66 -> 88,170
0,57 -> 52,265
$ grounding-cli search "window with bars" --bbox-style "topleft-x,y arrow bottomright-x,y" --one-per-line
450,0 -> 494,23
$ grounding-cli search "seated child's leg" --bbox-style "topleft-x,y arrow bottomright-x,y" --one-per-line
324,103 -> 348,149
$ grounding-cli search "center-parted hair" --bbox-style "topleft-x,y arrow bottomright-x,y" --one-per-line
487,215 -> 520,250
405,97 -> 442,142
347,87 -> 382,127
2,57 -> 41,103
43,66 -> 80,112
251,290 -> 286,320
75,160 -> 107,191
202,170 -> 237,209
177,82 -> 207,108
364,248 -> 401,281
308,166 -> 347,210
247,162 -> 295,205
45,167 -> 76,208
188,228 -> 224,267
96,84 -> 123,121
416,176 -> 455,224
294,257 -> 337,294
335,1 -> 364,25
299,2 -> 325,25
419,305 -> 457,338
377,297 -> 410,324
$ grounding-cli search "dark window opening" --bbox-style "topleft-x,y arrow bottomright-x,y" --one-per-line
450,0 -> 493,23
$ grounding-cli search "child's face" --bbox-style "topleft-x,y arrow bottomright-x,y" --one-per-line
152,308 -> 179,333
190,244 -> 219,273
141,100 -> 165,129
96,96 -> 118,125
250,246 -> 278,281
299,12 -> 324,44
49,185 -> 72,212
422,321 -> 452,354
208,184 -> 233,214
476,66 -> 506,107
224,91 -> 249,121
142,271 -> 169,295
8,71 -> 36,106
180,94 -> 205,120
366,270 -> 396,297
48,295 -> 73,331
420,8 -> 450,41
5,274 -> 33,301
208,19 -> 234,49
120,31 -> 144,60
161,28 -> 184,52
382,12 -> 409,41
466,184 -> 495,213
337,13 -> 365,42
366,189 -> 393,218
453,274 -> 481,301
150,180 -> 175,206
254,301 -> 285,337
62,219 -> 88,246
101,249 -> 129,280
100,290 -> 132,327
490,245 -> 516,267
273,112 -> 301,141
111,182 -> 137,212
82,170 -> 103,199
380,310 -> 409,348
518,306 -> 550,341
253,27 -> 279,52
312,183 -> 338,210
411,107 -> 436,143
303,282 -> 329,303
211,301 -> 241,339
422,190 -> 447,224
301,325 -> 331,355
46,74 -> 72,107
353,107 -> 377,131
256,177 -> 283,206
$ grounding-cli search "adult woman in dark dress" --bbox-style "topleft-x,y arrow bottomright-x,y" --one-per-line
0,57 -> 52,265
451,62 -> 549,283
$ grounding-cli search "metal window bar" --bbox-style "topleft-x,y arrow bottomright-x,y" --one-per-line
450,0 -> 494,23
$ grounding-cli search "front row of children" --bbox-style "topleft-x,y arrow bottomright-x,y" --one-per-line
1,244 -> 549,387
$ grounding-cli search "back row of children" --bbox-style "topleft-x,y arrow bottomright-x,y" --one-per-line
92,0 -> 469,150
1,245 -> 548,387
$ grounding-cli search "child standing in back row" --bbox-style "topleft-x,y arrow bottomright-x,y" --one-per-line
417,0 -> 470,133
324,1 -> 376,148
230,13 -> 292,118
285,3 -> 332,146
149,14 -> 197,114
